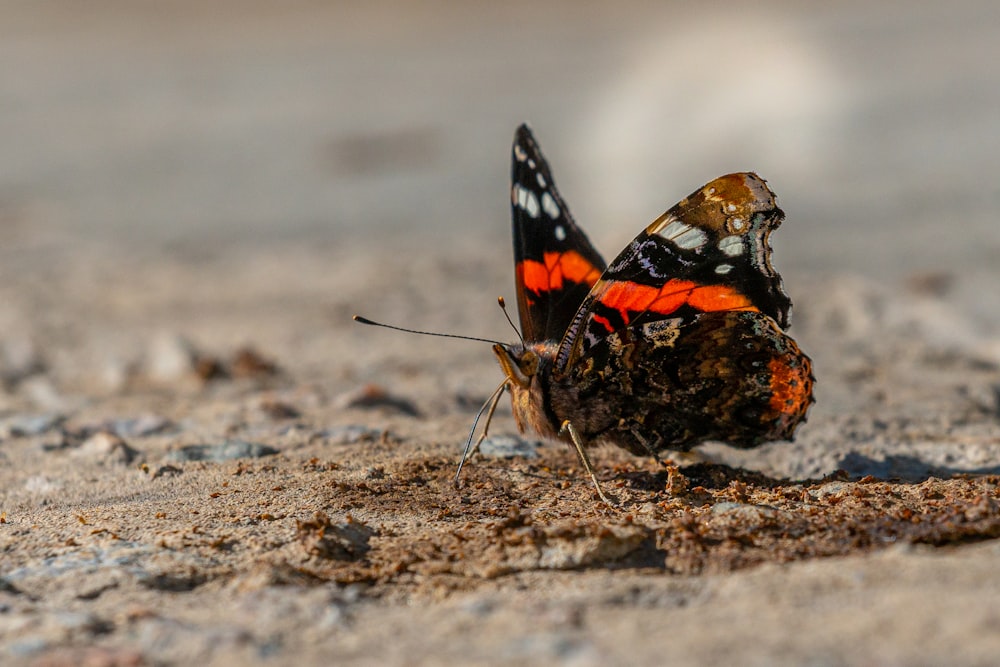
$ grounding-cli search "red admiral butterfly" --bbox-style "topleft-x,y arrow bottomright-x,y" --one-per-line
462,125 -> 813,503
358,125 -> 814,504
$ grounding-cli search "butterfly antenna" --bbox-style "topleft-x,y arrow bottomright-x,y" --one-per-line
497,297 -> 525,346
353,315 -> 503,345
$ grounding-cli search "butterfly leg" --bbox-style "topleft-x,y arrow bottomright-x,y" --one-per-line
627,424 -> 664,463
454,380 -> 508,487
466,386 -> 505,461
559,420 -> 615,507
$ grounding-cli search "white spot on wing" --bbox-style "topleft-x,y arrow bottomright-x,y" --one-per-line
715,263 -> 734,274
654,218 -> 707,250
514,145 -> 527,162
726,203 -> 738,213
536,173 -> 547,188
730,217 -> 745,231
527,159 -> 536,169
674,228 -> 707,249
514,185 -> 525,206
542,192 -> 560,219
718,235 -> 744,257
554,225 -> 566,241
515,186 -> 540,218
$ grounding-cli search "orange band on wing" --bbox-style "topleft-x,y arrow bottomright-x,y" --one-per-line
517,250 -> 602,296
687,284 -> 758,312
768,355 -> 813,417
594,279 -> 757,330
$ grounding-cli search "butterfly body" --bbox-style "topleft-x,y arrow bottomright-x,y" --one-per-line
498,125 -> 814,464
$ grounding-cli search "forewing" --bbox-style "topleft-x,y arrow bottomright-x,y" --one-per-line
511,124 -> 606,343
556,172 -> 793,372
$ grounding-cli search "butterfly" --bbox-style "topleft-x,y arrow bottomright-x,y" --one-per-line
461,124 -> 814,504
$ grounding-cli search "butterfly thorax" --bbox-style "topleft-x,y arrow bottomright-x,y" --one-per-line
492,341 -> 563,440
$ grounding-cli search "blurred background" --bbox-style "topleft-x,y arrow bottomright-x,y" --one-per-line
2,0 -> 998,278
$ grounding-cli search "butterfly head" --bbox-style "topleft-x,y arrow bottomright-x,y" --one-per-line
492,343 -> 539,389
492,341 -> 563,439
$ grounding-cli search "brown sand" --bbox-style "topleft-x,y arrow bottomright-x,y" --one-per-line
3,3 -> 1000,665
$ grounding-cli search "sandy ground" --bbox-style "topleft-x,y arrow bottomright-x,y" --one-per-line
2,2 -> 1000,666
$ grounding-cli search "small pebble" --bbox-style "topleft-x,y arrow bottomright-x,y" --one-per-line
73,432 -> 142,466
479,434 -> 539,459
336,383 -> 419,416
52,610 -> 110,634
321,425 -> 384,445
257,398 -> 300,420
710,502 -> 782,520
20,377 -> 68,411
296,512 -> 374,560
165,440 -> 279,463
230,347 -> 279,378
147,333 -> 198,382
109,415 -> 173,438
193,355 -> 227,381
149,465 -> 183,479
0,413 -> 65,439
809,481 -> 854,499
7,637 -> 51,657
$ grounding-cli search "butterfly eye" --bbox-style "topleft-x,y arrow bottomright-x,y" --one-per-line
519,350 -> 539,377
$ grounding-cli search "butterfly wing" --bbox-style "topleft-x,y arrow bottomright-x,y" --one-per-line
555,172 -> 794,372
511,124 -> 606,343
567,310 -> 814,452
